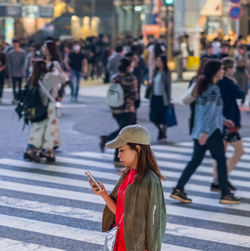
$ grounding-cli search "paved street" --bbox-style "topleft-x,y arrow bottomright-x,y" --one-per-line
0,85 -> 250,250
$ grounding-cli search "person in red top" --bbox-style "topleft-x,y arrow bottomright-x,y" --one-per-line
89,124 -> 166,251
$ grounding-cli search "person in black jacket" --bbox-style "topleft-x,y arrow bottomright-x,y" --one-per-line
211,57 -> 245,192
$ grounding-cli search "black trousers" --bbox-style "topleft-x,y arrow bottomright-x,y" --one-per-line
106,112 -> 136,161
12,77 -> 22,100
176,129 -> 230,196
0,75 -> 4,98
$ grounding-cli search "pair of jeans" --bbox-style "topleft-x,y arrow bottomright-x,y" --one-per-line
175,129 -> 230,196
12,77 -> 22,100
70,70 -> 82,99
106,112 -> 136,162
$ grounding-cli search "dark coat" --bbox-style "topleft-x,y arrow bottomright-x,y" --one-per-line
218,76 -> 245,127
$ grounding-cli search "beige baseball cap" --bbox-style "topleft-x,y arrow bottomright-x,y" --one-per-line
106,124 -> 151,149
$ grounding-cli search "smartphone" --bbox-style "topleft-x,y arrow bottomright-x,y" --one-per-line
85,170 -> 102,190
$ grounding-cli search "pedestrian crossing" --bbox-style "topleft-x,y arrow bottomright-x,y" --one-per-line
0,139 -> 250,250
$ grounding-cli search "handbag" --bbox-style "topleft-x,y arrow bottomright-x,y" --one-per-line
165,103 -> 178,127
182,81 -> 197,105
144,85 -> 152,99
104,214 -> 124,251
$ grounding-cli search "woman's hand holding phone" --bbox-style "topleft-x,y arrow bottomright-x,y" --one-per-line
89,180 -> 106,197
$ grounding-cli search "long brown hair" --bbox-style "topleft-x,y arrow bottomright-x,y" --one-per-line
29,60 -> 48,87
196,59 -> 222,96
122,143 -> 165,184
45,41 -> 61,62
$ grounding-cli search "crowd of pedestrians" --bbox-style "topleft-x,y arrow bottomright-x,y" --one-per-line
0,32 -> 248,201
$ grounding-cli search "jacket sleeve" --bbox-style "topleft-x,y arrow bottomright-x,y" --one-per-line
124,173 -> 166,251
146,178 -> 166,251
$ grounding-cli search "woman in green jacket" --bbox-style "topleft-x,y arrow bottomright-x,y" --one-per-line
89,124 -> 166,251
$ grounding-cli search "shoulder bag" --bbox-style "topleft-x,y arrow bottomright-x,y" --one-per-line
104,214 -> 124,251
182,81 -> 197,105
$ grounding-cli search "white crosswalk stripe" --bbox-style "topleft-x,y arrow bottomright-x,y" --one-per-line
0,139 -> 250,250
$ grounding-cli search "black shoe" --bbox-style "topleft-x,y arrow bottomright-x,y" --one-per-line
227,181 -> 236,192
210,181 -> 237,192
220,193 -> 240,204
99,136 -> 106,153
46,155 -> 56,163
23,151 -> 33,160
170,188 -> 192,203
210,182 -> 220,192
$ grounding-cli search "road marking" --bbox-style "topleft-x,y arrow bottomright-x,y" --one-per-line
0,167 -> 249,211
1,158 -> 249,199
0,238 -> 64,251
0,197 -> 249,248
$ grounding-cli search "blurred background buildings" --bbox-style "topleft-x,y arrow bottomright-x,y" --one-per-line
0,0 -> 249,57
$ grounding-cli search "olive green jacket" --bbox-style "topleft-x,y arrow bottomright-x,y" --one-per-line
102,169 -> 166,251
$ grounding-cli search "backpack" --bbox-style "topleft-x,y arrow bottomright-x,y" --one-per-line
106,82 -> 124,108
15,86 -> 48,125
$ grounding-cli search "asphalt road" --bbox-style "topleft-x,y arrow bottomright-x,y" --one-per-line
0,86 -> 250,250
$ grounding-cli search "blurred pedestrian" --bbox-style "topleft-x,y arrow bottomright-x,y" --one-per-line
91,124 -> 166,251
69,42 -> 88,102
211,57 -> 245,192
0,48 -> 6,104
234,44 -> 249,105
170,59 -> 241,204
42,40 -> 67,148
107,45 -> 123,79
149,54 -> 171,141
24,59 -> 68,162
100,58 -> 138,167
7,39 -> 25,104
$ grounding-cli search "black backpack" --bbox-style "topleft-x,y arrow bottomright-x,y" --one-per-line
15,85 -> 48,125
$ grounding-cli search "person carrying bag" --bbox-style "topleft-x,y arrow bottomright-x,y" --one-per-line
90,125 -> 166,251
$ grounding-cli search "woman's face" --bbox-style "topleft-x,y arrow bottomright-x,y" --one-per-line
156,57 -> 163,69
118,144 -> 138,168
214,67 -> 224,82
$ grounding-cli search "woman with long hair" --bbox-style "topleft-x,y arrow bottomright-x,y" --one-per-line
149,54 -> 171,141
90,124 -> 166,251
170,59 -> 241,204
24,59 -> 68,162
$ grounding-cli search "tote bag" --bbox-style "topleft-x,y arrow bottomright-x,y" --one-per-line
182,82 -> 197,105
166,104 -> 178,127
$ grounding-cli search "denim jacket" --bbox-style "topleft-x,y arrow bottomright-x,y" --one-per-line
192,84 -> 226,139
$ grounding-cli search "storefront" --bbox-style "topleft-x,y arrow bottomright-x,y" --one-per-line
0,0 -> 54,42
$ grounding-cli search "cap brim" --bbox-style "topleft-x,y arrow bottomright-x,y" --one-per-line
105,138 -> 128,149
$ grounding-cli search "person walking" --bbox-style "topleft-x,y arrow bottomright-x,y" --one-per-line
170,59 -> 241,204
24,59 -> 68,162
6,39 -> 25,104
0,49 -> 6,104
234,44 -> 249,105
149,54 -> 171,141
107,45 -> 123,79
100,58 -> 138,167
211,57 -> 245,192
90,124 -> 166,251
69,42 -> 88,102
